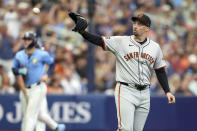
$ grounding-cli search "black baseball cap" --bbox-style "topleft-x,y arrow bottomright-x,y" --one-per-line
131,13 -> 151,27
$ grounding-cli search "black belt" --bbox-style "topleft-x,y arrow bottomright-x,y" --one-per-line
119,82 -> 148,91
26,82 -> 41,89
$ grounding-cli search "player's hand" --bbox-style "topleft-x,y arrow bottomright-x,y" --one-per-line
40,74 -> 48,83
23,90 -> 29,103
166,92 -> 175,104
24,94 -> 28,103
68,12 -> 88,33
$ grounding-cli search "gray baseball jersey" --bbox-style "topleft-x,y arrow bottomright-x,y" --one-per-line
102,35 -> 166,85
102,35 -> 166,131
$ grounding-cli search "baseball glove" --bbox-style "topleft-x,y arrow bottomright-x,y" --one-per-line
68,12 -> 88,33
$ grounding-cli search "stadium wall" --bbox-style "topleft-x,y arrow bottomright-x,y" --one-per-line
0,94 -> 197,131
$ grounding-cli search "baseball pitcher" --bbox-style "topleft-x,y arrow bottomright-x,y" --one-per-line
69,12 -> 176,131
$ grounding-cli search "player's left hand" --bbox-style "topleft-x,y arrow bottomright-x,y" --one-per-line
166,92 -> 175,104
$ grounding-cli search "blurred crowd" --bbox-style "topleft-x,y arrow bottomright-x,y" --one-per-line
0,0 -> 196,96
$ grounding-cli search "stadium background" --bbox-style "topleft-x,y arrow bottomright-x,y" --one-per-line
0,0 -> 196,131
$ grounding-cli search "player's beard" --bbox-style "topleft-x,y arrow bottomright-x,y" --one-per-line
133,31 -> 140,37
24,43 -> 30,49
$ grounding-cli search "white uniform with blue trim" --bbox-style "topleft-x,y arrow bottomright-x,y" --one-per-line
102,35 -> 166,131
13,49 -> 58,131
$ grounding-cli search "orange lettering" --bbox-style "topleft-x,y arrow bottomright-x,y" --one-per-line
141,53 -> 146,58
127,54 -> 131,60
147,54 -> 151,61
124,55 -> 129,61
134,52 -> 139,58
129,53 -> 134,59
150,60 -> 154,65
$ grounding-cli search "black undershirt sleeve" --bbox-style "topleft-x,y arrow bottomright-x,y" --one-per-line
80,31 -> 104,47
155,68 -> 170,94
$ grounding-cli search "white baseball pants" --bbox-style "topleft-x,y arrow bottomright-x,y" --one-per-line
20,91 -> 46,131
114,83 -> 150,131
20,82 -> 58,131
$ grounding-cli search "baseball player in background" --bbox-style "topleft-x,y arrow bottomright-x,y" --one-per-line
12,32 -> 66,131
69,12 -> 176,131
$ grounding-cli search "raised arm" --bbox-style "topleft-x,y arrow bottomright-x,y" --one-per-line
68,12 -> 104,47
80,31 -> 103,47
